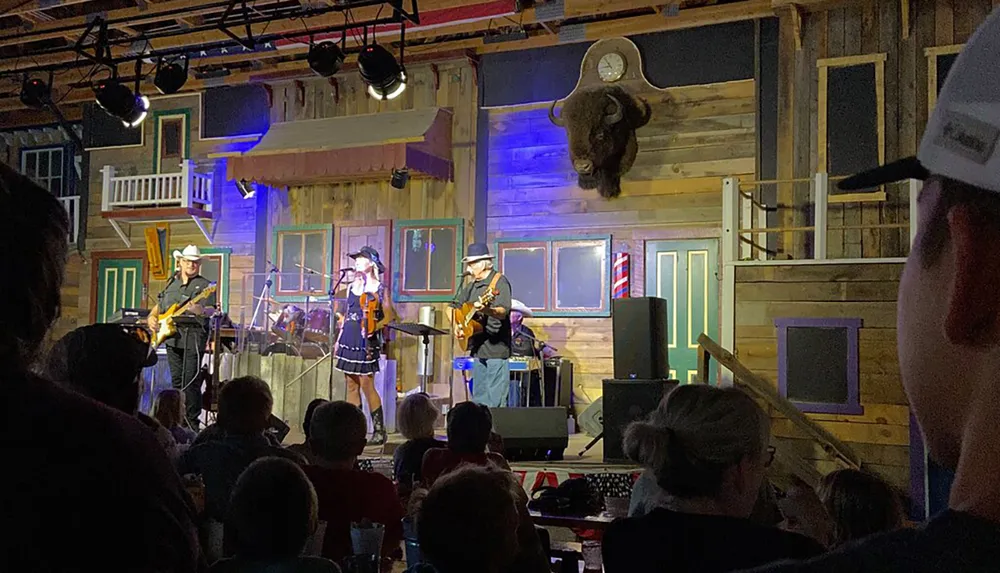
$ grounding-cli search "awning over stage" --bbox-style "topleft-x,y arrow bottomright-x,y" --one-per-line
226,107 -> 454,186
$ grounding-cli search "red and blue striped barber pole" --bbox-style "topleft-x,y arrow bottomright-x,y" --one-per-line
613,252 -> 630,298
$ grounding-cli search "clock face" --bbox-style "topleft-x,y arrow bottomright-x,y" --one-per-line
598,52 -> 627,83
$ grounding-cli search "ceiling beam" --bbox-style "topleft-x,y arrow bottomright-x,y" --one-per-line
770,0 -> 863,10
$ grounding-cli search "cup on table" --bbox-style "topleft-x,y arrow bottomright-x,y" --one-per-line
582,539 -> 603,572
350,521 -> 385,557
604,496 -> 631,518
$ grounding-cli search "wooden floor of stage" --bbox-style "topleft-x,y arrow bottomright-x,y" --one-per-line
354,432 -> 639,473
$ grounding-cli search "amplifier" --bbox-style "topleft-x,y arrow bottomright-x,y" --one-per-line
109,307 -> 150,324
490,407 -> 569,462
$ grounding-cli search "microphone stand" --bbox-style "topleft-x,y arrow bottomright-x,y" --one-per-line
246,265 -> 278,353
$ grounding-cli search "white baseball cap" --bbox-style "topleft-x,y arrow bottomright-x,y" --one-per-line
840,7 -> 1000,192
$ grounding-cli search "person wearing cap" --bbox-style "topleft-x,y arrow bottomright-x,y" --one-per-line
147,244 -> 218,430
509,299 -> 556,407
334,245 -> 394,445
44,323 -> 179,459
449,243 -> 513,407
745,8 -> 1000,572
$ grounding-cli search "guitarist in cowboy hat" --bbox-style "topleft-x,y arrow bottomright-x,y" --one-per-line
449,243 -> 513,407
147,244 -> 217,430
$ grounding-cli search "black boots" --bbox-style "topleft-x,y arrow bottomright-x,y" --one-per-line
370,407 -> 387,446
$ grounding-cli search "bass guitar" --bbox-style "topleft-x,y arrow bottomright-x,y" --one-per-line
453,288 -> 499,352
154,283 -> 218,347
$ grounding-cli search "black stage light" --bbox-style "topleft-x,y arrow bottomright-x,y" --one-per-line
390,167 -> 410,189
154,58 -> 188,95
236,178 -> 256,199
20,77 -> 51,108
94,79 -> 149,128
358,44 -> 407,101
308,41 -> 345,77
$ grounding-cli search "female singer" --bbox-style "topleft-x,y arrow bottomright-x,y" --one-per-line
335,246 -> 393,445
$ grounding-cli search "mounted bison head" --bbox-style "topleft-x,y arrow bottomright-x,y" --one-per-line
548,85 -> 652,199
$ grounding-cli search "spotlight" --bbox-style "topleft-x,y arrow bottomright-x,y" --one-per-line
94,79 -> 149,128
390,168 -> 410,189
358,44 -> 407,101
308,41 -> 345,77
236,178 -> 256,200
20,77 -> 51,109
154,58 -> 188,95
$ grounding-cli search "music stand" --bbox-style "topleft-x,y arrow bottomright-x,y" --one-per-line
388,322 -> 449,393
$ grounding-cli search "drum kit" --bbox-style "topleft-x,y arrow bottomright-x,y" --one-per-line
256,296 -> 337,359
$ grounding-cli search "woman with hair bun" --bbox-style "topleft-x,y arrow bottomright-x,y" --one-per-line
603,384 -> 824,573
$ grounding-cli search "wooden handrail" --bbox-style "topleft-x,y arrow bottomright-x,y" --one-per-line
697,334 -> 862,469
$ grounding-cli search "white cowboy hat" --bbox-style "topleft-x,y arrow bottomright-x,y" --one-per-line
510,299 -> 533,317
172,244 -> 203,262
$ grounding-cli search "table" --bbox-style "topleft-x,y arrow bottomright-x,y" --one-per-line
529,511 -> 616,531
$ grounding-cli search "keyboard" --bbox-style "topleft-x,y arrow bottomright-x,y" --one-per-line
452,357 -> 541,372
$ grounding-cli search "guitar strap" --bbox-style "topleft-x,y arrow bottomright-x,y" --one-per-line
486,271 -> 503,295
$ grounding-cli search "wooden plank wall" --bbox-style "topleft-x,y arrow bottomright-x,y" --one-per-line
734,263 -> 909,491
270,60 -> 478,398
81,93 -> 258,323
778,0 -> 993,260
487,79 -> 756,411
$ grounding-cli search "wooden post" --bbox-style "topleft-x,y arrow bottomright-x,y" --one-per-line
697,344 -> 710,385
722,177 -> 740,263
814,172 -> 829,260
181,159 -> 192,209
909,178 -> 922,247
100,165 -> 115,211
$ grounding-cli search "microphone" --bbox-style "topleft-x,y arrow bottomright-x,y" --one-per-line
339,268 -> 354,273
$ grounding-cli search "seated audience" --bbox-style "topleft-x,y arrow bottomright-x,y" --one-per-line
0,161 -> 200,571
629,468 -> 671,517
178,376 -> 304,522
817,469 -> 903,547
421,401 -> 510,487
287,398 -> 328,463
776,477 -> 835,549
155,388 -> 198,447
602,385 -> 824,572
45,323 -> 179,459
394,392 -> 445,497
412,466 -> 524,573
303,401 -> 405,564
210,457 -> 341,573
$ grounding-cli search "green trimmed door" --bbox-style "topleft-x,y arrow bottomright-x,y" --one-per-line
96,258 -> 144,323
645,240 -> 719,384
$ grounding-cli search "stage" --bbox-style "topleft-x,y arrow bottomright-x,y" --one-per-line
353,432 -> 643,497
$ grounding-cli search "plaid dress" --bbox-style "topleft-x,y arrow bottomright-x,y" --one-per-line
335,287 -> 383,375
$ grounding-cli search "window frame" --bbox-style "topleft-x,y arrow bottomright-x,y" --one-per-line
272,224 -> 334,302
169,246 -> 231,313
19,144 -> 72,197
152,108 -> 192,174
925,44 -> 963,114
495,234 -> 612,318
775,317 -> 864,415
392,218 -> 464,303
332,219 -> 393,297
496,241 -> 550,312
817,53 -> 886,204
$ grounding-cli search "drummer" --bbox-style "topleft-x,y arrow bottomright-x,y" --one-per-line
509,299 -> 555,407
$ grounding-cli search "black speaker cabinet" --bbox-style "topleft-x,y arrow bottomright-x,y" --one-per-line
543,358 -> 574,408
602,379 -> 678,463
490,407 -> 569,462
612,297 -> 670,380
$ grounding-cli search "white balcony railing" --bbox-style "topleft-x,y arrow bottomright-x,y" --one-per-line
100,159 -> 213,212
58,195 -> 80,244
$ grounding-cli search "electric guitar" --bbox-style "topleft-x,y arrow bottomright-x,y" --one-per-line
453,288 -> 499,352
154,283 -> 218,347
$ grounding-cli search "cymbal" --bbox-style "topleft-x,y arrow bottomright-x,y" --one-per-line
253,294 -> 283,306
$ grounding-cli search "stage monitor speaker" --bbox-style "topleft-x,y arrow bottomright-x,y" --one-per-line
612,297 -> 670,380
602,379 -> 678,463
577,396 -> 603,437
491,407 -> 569,462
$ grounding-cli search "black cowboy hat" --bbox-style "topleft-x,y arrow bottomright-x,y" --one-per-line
349,245 -> 385,273
461,242 -> 494,263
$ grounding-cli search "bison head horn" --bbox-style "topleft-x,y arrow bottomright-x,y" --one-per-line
604,95 -> 624,126
548,100 -> 565,127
